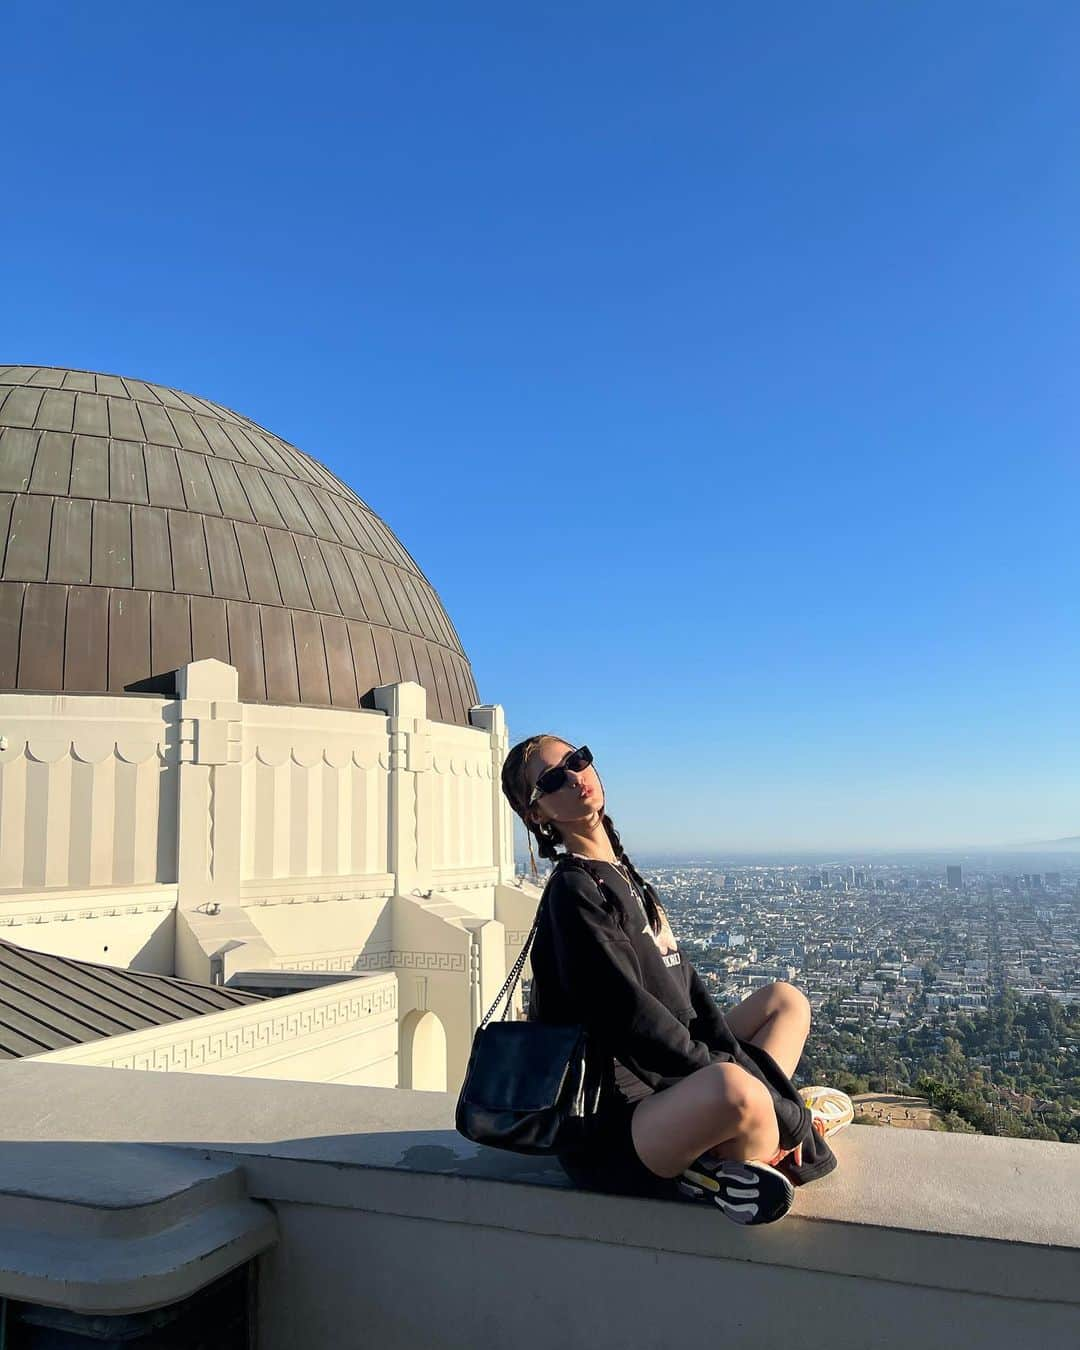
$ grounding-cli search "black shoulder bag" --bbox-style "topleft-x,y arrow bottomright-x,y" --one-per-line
454,869 -> 604,1155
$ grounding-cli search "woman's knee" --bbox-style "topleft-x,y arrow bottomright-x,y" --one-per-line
771,980 -> 811,1029
704,1062 -> 774,1126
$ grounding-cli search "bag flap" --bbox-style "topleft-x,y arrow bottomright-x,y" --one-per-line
462,1022 -> 584,1111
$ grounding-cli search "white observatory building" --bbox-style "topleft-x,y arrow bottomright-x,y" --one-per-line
0,364 -> 538,1091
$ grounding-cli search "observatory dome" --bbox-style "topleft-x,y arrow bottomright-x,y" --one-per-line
0,365 -> 478,724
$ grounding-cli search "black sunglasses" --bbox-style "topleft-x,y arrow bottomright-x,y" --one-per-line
527,745 -> 594,806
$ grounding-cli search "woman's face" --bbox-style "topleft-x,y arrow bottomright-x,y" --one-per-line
525,739 -> 605,832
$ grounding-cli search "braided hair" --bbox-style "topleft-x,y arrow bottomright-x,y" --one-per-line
501,734 -> 666,936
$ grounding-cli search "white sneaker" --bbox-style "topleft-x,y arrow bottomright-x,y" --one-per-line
800,1085 -> 854,1137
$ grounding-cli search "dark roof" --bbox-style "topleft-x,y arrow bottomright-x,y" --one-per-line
0,365 -> 479,725
0,939 -> 264,1060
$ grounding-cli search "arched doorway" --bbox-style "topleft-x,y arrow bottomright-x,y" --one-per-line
399,1009 -> 448,1091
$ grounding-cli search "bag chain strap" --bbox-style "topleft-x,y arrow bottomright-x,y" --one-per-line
477,855 -> 615,1029
479,892 -> 547,1028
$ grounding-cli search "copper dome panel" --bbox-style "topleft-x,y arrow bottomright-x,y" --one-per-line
0,366 -> 478,725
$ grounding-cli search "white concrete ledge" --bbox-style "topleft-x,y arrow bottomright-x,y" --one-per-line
0,1142 -> 277,1314
0,1061 -> 1076,1346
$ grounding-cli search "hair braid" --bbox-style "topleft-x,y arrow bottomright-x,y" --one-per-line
601,813 -> 664,936
501,733 -> 565,879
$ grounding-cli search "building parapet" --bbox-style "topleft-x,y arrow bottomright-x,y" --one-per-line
27,972 -> 398,1085
0,1060 -> 1075,1348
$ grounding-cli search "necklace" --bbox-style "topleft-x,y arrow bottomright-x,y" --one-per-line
610,857 -> 638,897
579,853 -> 649,921
615,861 -> 656,936
563,850 -> 654,932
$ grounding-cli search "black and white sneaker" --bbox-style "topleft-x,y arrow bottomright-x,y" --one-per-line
677,1155 -> 795,1225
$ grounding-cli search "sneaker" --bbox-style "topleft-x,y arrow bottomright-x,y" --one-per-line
677,1155 -> 795,1225
800,1085 -> 854,1138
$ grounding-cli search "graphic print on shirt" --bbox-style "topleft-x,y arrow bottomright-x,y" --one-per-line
645,903 -> 681,968
597,855 -> 681,969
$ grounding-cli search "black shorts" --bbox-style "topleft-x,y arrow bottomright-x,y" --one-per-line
557,1095 -> 681,1201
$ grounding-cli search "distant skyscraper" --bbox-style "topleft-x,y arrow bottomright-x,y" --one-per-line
946,865 -> 962,890
843,866 -> 856,885
821,870 -> 830,886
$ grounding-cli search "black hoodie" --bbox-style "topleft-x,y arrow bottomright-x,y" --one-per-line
527,853 -> 837,1184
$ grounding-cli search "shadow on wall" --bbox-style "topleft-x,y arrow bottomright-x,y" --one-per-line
129,913 -> 178,973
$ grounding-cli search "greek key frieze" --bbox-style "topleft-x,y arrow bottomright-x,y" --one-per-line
393,950 -> 466,972
326,950 -> 466,973
350,952 -> 396,971
89,984 -> 398,1074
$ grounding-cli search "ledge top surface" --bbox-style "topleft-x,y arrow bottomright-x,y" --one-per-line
1,1060 -> 1076,1252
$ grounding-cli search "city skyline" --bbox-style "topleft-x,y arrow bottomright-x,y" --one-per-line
516,835 -> 1080,869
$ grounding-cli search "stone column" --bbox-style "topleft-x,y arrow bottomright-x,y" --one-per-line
371,680 -> 430,895
174,659 -> 243,912
469,703 -> 514,884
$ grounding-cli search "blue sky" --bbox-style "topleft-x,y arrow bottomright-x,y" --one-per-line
3,3 -> 1077,851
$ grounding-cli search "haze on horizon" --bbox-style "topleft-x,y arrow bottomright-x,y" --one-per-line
516,815 -> 1080,864
2,5 -> 1076,853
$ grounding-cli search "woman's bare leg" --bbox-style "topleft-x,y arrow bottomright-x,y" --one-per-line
723,980 -> 812,1078
629,1062 -> 780,1179
628,982 -> 812,1180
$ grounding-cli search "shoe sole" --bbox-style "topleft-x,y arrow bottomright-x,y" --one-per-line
677,1158 -> 795,1225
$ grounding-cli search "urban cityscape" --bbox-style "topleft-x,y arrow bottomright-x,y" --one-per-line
519,851 -> 1080,1144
